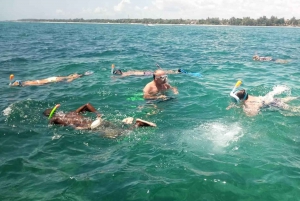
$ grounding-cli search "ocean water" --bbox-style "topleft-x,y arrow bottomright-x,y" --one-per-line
1,22 -> 300,201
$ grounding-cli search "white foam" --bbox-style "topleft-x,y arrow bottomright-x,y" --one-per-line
52,134 -> 62,140
201,122 -> 243,148
3,105 -> 12,116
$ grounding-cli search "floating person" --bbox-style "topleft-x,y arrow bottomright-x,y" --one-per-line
43,103 -> 156,138
143,69 -> 178,100
227,81 -> 298,116
9,71 -> 93,87
252,54 -> 288,63
111,64 -> 178,77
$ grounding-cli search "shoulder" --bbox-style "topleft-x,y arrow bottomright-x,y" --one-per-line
143,81 -> 155,91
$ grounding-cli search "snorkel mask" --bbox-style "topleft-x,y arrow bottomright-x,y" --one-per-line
9,74 -> 24,86
230,80 -> 243,103
178,68 -> 187,73
111,64 -> 123,75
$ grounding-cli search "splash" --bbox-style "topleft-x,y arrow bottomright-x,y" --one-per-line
201,122 -> 243,148
263,85 -> 290,103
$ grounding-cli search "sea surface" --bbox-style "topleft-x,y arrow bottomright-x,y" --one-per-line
1,22 -> 300,201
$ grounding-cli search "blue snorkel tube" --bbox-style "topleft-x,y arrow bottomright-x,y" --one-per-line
178,68 -> 202,77
230,80 -> 243,103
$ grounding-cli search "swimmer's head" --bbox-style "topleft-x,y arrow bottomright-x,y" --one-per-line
178,68 -> 187,73
153,70 -> 168,83
253,55 -> 260,61
113,69 -> 122,75
10,80 -> 22,86
43,108 -> 55,117
234,89 -> 248,101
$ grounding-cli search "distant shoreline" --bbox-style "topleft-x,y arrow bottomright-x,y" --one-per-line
2,17 -> 300,27
4,20 -> 299,28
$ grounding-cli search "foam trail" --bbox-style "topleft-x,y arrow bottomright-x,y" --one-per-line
263,85 -> 290,103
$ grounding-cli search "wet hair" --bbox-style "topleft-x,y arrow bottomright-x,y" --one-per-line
43,108 -> 54,117
113,69 -> 122,75
253,55 -> 260,60
235,89 -> 248,100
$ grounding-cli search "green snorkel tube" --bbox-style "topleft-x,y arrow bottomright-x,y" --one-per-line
48,104 -> 60,119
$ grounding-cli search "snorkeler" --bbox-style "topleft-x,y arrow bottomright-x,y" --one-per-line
9,71 -> 93,87
111,64 -> 178,77
143,69 -> 178,100
44,103 -> 156,137
227,81 -> 298,116
252,54 -> 288,63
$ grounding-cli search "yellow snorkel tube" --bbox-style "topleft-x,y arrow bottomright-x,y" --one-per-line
9,74 -> 14,85
111,64 -> 115,74
230,80 -> 242,102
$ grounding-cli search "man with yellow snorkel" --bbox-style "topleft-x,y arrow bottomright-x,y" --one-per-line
227,81 -> 298,116
44,103 -> 156,138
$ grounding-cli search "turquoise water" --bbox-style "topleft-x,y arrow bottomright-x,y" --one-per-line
1,22 -> 300,200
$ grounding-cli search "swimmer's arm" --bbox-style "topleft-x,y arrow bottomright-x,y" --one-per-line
143,92 -> 167,100
226,103 -> 235,110
143,92 -> 161,100
143,85 -> 157,99
166,83 -> 178,94
171,86 -> 178,94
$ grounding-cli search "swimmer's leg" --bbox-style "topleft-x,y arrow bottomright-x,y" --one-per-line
281,97 -> 298,103
275,59 -> 288,64
273,97 -> 299,110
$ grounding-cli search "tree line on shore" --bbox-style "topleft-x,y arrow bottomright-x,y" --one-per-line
17,16 -> 300,26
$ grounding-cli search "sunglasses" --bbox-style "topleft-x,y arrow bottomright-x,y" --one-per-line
157,75 -> 168,80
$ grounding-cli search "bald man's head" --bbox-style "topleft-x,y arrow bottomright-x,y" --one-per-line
153,69 -> 168,83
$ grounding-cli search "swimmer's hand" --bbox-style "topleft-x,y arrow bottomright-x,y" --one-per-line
172,87 -> 179,95
157,95 -> 168,100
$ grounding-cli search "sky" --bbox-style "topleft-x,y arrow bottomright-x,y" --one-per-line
0,0 -> 300,21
